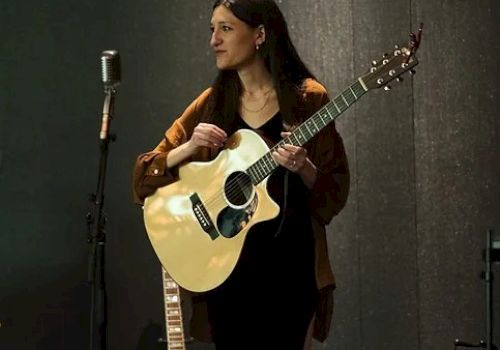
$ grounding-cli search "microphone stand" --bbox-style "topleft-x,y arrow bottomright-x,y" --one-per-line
87,85 -> 116,350
454,229 -> 498,350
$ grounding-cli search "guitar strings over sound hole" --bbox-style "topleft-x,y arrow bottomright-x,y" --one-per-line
224,171 -> 254,208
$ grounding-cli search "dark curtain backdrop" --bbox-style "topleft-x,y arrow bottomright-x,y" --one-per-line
1,1 -> 499,350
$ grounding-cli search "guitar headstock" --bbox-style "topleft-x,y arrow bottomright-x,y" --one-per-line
360,23 -> 423,91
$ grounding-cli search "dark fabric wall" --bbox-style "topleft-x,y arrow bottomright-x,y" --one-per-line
1,1 -> 499,350
1,1 -> 112,349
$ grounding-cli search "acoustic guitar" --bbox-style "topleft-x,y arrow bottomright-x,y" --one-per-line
144,26 -> 423,292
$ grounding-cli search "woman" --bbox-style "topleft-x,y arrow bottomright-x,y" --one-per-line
133,0 -> 350,348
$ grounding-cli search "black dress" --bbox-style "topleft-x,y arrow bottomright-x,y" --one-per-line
206,113 -> 318,350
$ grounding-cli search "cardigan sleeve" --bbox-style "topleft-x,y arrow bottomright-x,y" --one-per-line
302,80 -> 350,225
132,88 -> 212,205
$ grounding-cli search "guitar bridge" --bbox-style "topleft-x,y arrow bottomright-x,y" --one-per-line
190,193 -> 219,240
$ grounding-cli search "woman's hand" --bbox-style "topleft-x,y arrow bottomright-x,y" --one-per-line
166,123 -> 227,169
272,131 -> 307,173
272,131 -> 317,188
186,123 -> 227,153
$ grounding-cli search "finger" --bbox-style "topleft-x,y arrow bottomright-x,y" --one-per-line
275,146 -> 293,159
280,131 -> 291,138
271,150 -> 288,167
272,150 -> 298,172
199,123 -> 227,140
281,144 -> 306,156
193,131 -> 224,147
282,122 -> 295,132
196,130 -> 226,146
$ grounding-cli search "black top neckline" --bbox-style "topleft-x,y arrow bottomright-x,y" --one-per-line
238,111 -> 281,130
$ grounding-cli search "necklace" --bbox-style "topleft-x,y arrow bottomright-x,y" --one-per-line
240,87 -> 274,113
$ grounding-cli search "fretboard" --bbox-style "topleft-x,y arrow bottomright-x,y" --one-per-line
162,267 -> 186,350
246,79 -> 366,184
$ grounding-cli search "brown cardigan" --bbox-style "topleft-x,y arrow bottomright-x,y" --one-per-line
132,78 -> 350,342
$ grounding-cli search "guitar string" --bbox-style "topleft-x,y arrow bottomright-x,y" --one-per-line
199,117 -> 327,209
200,85 -> 362,210
200,139 -> 287,209
200,84 -> 363,210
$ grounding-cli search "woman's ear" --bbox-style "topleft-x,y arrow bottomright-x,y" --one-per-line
256,24 -> 266,46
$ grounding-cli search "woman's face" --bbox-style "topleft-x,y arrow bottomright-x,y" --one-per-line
210,5 -> 262,70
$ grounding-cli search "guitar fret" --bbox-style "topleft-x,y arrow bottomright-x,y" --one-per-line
325,105 -> 335,119
270,157 -> 277,169
266,155 -> 275,171
340,93 -> 349,106
164,280 -> 177,287
266,154 -> 277,168
312,115 -> 321,129
258,162 -> 266,179
317,111 -> 326,125
309,118 -> 320,132
303,122 -> 313,138
248,167 -> 257,183
335,96 -> 346,110
297,127 -> 307,143
346,89 -> 356,104
254,164 -> 263,181
165,295 -> 179,303
261,159 -> 269,174
167,322 -> 181,328
332,100 -> 341,114
253,167 -> 260,182
349,85 -> 357,99
315,114 -> 325,128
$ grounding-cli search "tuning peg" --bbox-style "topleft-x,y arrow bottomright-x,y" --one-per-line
384,85 -> 391,91
394,44 -> 400,49
396,77 -> 403,83
410,69 -> 416,75
372,60 -> 377,66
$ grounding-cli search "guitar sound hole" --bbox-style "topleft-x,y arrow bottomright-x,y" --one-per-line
224,171 -> 254,208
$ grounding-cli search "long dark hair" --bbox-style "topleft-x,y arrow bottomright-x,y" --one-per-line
203,0 -> 317,132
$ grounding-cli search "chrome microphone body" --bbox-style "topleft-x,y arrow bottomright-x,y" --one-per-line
99,50 -> 120,140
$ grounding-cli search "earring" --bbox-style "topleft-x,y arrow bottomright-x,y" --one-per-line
256,44 -> 260,51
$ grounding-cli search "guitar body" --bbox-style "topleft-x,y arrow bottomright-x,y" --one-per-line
144,129 -> 280,292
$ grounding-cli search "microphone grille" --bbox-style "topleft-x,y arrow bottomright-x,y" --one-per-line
101,50 -> 121,87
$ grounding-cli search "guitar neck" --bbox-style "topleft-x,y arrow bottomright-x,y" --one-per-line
162,267 -> 186,350
247,79 -> 367,184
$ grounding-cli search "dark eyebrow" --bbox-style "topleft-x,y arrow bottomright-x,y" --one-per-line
210,20 -> 234,26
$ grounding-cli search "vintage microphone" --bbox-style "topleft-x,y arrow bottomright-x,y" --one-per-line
87,50 -> 121,350
99,50 -> 121,140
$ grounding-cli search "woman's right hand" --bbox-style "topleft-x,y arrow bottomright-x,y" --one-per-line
186,123 -> 228,153
166,123 -> 227,169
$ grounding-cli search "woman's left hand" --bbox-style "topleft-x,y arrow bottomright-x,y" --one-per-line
272,131 -> 308,173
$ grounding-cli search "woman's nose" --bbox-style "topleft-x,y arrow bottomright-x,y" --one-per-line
210,30 -> 221,47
